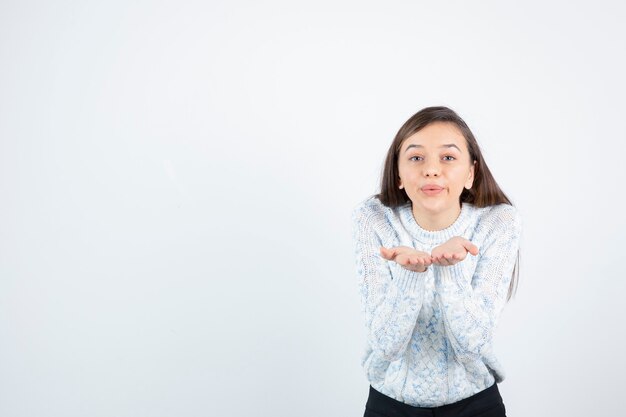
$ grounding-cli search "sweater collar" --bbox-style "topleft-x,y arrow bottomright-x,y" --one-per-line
399,201 -> 473,245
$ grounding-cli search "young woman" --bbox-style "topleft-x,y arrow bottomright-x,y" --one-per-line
351,106 -> 521,417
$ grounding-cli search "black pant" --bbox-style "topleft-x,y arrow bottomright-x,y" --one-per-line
364,382 -> 506,417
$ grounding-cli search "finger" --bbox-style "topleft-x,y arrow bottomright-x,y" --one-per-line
463,241 -> 479,256
380,247 -> 394,259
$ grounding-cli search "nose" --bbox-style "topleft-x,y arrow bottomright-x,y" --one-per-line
423,160 -> 441,177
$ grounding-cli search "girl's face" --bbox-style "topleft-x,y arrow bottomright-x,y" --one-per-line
397,121 -> 475,216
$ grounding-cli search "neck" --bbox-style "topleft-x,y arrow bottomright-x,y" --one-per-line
412,203 -> 462,232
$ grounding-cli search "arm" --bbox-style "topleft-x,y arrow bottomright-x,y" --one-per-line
434,205 -> 522,364
351,204 -> 428,362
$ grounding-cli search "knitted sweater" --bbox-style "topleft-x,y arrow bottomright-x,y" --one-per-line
351,195 -> 522,407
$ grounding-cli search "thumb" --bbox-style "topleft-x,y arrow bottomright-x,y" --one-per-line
463,240 -> 479,256
380,246 -> 395,259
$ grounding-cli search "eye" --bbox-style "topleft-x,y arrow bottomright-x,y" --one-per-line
443,155 -> 456,161
409,156 -> 423,162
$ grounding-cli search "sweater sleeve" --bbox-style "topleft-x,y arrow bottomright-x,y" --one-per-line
434,204 -> 522,364
351,203 -> 428,362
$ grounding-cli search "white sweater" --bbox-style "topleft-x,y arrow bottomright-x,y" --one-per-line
351,195 -> 522,407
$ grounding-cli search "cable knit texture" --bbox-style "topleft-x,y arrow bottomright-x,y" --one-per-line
351,195 -> 522,407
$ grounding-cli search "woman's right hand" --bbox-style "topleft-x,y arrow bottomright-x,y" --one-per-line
380,246 -> 432,273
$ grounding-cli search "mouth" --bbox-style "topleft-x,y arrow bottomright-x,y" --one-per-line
421,186 -> 444,195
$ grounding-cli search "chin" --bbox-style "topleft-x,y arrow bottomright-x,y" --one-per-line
418,200 -> 453,211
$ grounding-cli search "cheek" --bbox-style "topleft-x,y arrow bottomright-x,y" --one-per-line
449,174 -> 469,188
452,167 -> 472,180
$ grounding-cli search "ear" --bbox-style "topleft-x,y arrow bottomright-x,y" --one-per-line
465,161 -> 476,189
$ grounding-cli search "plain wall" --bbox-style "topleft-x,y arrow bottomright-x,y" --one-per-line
1,1 -> 625,416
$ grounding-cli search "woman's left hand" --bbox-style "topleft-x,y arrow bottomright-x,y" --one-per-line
431,236 -> 479,266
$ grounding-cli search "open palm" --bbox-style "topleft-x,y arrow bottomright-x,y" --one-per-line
381,237 -> 479,271
431,237 -> 479,266
380,246 -> 432,273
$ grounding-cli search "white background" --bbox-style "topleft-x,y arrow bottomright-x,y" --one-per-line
1,1 -> 625,416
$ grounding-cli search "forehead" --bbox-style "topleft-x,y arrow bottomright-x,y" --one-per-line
401,122 -> 467,152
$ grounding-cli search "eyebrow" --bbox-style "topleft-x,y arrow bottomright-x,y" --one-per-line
404,144 -> 461,153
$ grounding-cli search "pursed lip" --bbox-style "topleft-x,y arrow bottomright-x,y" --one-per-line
421,184 -> 444,191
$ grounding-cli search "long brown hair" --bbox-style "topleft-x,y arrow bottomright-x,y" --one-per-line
373,106 -> 520,301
